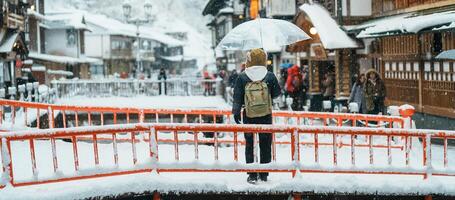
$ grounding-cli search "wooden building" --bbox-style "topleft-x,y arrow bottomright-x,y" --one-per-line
0,0 -> 29,88
350,0 -> 455,129
203,0 -> 247,71
289,2 -> 367,111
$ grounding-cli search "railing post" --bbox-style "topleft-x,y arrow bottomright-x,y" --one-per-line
399,105 -> 415,129
150,127 -> 158,162
424,134 -> 432,179
26,83 -> 33,102
1,138 -> 13,187
0,89 -> 5,100
8,87 -> 16,101
18,85 -> 25,102
140,109 -> 145,123
33,82 -> 39,102
291,128 -> 300,177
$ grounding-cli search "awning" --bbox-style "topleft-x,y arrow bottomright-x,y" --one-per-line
28,52 -> 102,64
355,10 -> 455,38
160,55 -> 185,62
0,32 -> 19,53
47,70 -> 74,76
436,49 -> 455,60
300,3 -> 358,49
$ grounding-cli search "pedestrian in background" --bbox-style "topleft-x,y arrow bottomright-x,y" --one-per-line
349,73 -> 366,114
158,68 -> 167,95
228,69 -> 238,88
285,65 -> 303,111
364,69 -> 386,115
322,72 -> 335,101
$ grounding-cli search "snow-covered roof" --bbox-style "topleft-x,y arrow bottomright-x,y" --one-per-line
28,52 -> 101,64
0,32 -> 19,53
47,69 -> 74,76
84,13 -> 184,47
160,55 -> 196,62
27,10 -> 46,20
31,64 -> 46,72
44,12 -> 89,30
300,3 -> 358,49
433,22 -> 455,31
218,7 -> 234,15
436,49 -> 455,60
356,10 -> 455,38
160,55 -> 184,62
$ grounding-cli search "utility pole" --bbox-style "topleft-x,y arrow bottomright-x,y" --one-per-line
337,0 -> 343,24
336,0 -> 344,99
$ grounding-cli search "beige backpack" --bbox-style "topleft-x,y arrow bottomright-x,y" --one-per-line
244,81 -> 272,118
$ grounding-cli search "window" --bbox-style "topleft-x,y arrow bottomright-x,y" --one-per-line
433,32 -> 442,54
111,41 -> 121,50
66,29 -> 77,47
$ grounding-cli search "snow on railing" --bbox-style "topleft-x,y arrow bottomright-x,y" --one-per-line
0,82 -> 57,104
50,78 -> 222,98
0,123 -> 454,189
0,99 -> 406,131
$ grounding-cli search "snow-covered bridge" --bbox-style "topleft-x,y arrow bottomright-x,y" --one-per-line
0,99 -> 454,200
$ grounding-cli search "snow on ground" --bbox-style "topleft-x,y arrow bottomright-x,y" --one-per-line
54,95 -> 230,110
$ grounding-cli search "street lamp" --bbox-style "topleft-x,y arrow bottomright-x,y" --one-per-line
122,1 -> 132,20
144,1 -> 153,19
122,0 -> 155,78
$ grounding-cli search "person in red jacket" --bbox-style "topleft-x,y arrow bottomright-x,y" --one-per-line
285,65 -> 303,110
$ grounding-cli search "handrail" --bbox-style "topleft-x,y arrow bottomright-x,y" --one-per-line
0,123 -> 454,189
50,78 -> 222,98
0,99 -> 405,129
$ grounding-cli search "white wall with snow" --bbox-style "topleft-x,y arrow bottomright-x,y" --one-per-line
45,29 -> 80,58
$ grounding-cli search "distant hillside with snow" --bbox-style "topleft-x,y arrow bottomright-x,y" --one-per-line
45,0 -> 214,69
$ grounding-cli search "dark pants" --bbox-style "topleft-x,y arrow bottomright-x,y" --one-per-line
289,92 -> 302,111
243,114 -> 272,179
158,81 -> 167,95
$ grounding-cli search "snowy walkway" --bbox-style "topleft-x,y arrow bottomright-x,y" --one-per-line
1,96 -> 455,199
1,130 -> 455,199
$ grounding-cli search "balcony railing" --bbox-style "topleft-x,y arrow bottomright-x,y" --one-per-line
6,12 -> 25,30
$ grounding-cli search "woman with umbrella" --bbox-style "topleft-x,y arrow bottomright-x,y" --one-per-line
218,17 -> 311,184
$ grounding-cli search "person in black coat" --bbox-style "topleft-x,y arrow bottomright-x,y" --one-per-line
228,69 -> 238,88
232,48 -> 281,183
158,68 -> 167,95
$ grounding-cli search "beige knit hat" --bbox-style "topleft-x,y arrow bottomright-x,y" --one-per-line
245,48 -> 267,68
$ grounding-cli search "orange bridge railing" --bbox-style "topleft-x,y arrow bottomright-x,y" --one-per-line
0,123 -> 454,189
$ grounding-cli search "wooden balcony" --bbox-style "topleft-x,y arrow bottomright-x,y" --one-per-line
111,49 -> 133,59
372,0 -> 454,17
5,12 -> 25,30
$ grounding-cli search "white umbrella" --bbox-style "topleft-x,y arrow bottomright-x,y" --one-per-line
436,49 -> 455,60
216,18 -> 311,52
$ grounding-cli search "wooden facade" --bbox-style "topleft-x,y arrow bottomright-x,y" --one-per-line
381,33 -> 455,118
366,0 -> 455,119
372,0 -> 454,16
290,7 -> 359,111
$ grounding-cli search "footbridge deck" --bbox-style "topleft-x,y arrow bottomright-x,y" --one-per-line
0,99 -> 454,200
